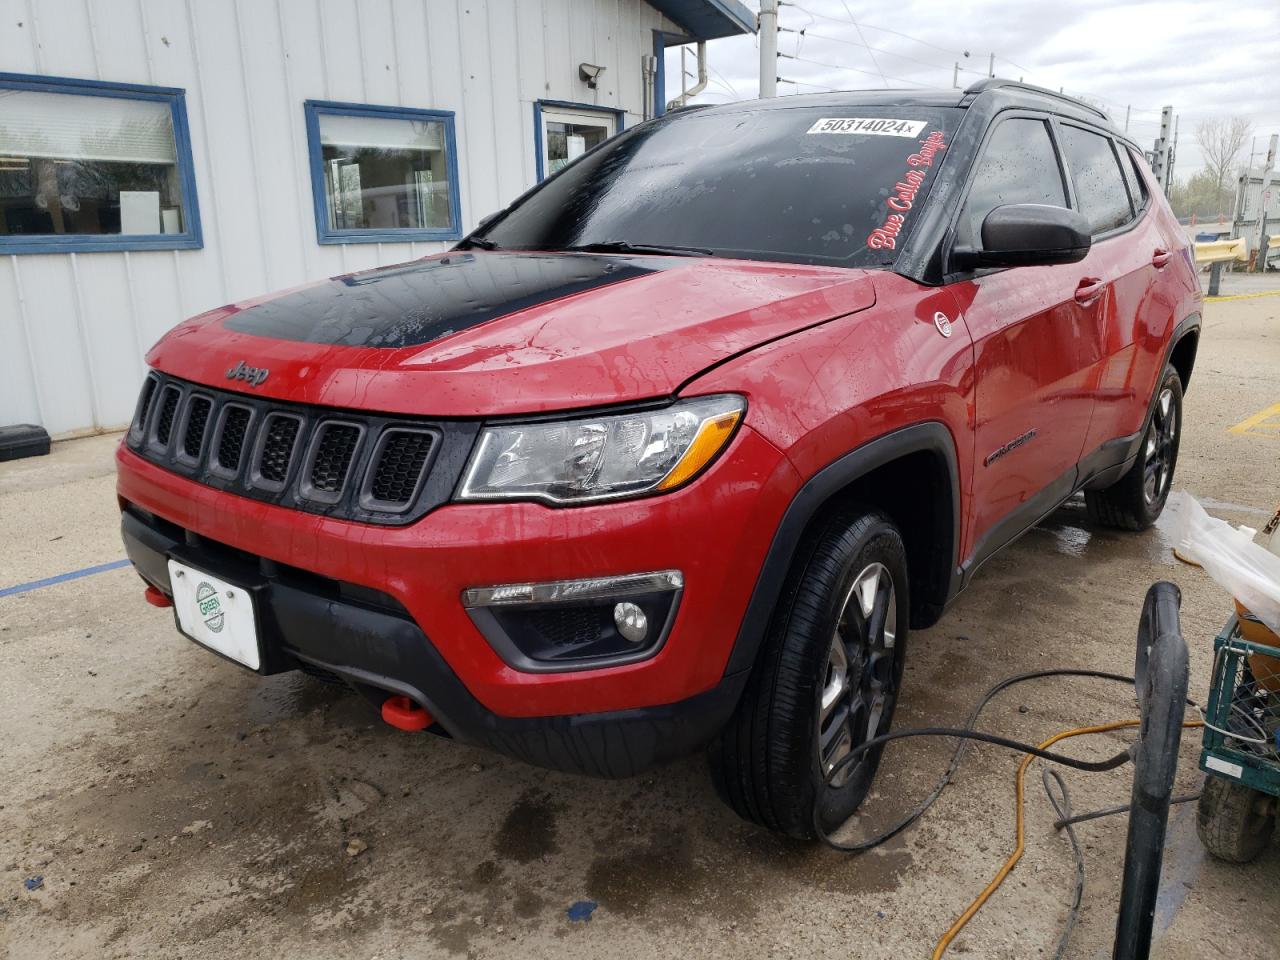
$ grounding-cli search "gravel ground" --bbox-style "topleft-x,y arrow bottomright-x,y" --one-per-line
2,285 -> 1278,959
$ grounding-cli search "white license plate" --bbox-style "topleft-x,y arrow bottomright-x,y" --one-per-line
167,559 -> 261,670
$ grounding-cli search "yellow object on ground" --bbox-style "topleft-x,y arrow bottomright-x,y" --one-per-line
932,718 -> 1203,959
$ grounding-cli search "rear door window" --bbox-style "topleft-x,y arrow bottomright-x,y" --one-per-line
958,117 -> 1067,246
1059,125 -> 1133,234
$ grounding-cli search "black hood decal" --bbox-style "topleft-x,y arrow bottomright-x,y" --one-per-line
223,252 -> 661,348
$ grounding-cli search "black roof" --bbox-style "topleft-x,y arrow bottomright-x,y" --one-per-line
679,79 -> 1130,145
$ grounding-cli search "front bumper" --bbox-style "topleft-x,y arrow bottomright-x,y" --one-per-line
116,426 -> 799,772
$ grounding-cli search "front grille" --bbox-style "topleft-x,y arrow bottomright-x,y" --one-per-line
182,396 -> 212,459
309,423 -> 361,495
217,406 -> 252,472
257,414 -> 302,485
368,430 -> 435,506
124,373 -> 473,526
154,385 -> 181,448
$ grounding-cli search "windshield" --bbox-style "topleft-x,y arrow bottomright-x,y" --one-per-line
476,105 -> 962,268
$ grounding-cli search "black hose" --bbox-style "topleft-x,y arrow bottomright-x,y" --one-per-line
1041,768 -> 1085,960
812,668 -> 1139,852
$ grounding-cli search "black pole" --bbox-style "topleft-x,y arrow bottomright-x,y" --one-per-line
1207,260 -> 1223,297
1113,582 -> 1189,960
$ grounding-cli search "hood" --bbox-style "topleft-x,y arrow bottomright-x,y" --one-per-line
149,251 -> 876,417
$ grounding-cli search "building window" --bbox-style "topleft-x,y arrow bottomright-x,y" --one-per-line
304,100 -> 461,244
534,101 -> 625,181
0,73 -> 201,254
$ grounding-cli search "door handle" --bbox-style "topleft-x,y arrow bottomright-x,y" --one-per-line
1152,249 -> 1172,268
1074,277 -> 1105,305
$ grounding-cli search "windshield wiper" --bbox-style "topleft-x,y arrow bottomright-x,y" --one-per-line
561,240 -> 714,258
456,235 -> 500,250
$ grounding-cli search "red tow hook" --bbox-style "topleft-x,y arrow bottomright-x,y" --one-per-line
381,695 -> 433,732
144,585 -> 173,608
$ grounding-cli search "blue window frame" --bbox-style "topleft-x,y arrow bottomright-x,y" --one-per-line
0,72 -> 202,255
533,100 -> 627,182
304,100 -> 462,245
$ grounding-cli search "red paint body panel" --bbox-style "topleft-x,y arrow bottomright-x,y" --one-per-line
118,427 -> 800,717
148,255 -> 875,417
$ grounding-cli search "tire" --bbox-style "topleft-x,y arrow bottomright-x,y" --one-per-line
1196,775 -> 1276,863
710,507 -> 909,839
1084,365 -> 1183,531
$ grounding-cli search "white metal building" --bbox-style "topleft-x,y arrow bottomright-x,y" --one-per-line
0,0 -> 753,438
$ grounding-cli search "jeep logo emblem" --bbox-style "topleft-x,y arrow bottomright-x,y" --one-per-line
226,359 -> 269,387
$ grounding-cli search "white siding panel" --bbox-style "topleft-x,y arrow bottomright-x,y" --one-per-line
74,254 -> 147,426
10,256 -> 96,434
0,259 -> 42,426
2,0 -> 684,436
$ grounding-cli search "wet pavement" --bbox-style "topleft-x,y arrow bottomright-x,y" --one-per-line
2,285 -> 1278,959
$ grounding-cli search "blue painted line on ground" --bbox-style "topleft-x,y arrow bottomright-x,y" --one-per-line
0,558 -> 132,599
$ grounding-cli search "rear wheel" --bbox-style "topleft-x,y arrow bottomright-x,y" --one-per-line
710,507 -> 909,839
1084,365 -> 1182,530
1196,775 -> 1276,863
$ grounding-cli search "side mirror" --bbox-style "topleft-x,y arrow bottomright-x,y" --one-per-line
952,203 -> 1091,270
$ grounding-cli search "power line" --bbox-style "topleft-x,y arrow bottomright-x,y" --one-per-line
780,51 -> 930,88
783,3 -> 969,59
839,0 -> 888,89
802,30 -> 977,78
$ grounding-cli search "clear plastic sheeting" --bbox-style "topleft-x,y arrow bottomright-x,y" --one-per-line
1168,491 -> 1280,632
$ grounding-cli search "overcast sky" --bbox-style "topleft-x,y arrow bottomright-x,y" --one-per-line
667,0 -> 1280,178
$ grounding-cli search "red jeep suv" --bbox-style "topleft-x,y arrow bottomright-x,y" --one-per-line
118,81 -> 1200,838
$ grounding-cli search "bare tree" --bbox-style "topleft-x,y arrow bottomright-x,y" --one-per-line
1195,117 -> 1252,214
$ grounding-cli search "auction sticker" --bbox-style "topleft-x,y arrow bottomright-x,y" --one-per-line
807,117 -> 927,137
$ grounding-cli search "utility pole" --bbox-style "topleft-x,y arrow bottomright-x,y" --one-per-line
1152,105 -> 1173,195
1253,133 -> 1277,272
759,0 -> 778,99
987,52 -> 994,78
1167,114 -> 1179,196
1124,105 -> 1130,133
953,62 -> 959,89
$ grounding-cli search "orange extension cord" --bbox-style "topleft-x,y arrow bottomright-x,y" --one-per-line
931,718 -> 1204,959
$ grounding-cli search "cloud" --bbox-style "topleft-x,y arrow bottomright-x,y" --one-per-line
674,0 -> 1280,176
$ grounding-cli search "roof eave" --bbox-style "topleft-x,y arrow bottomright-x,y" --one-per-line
649,0 -> 757,42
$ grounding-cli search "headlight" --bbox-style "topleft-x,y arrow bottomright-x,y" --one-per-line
457,395 -> 745,504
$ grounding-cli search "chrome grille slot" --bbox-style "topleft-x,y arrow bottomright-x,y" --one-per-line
364,428 -> 436,510
214,405 -> 253,474
130,375 -> 158,441
153,385 -> 182,449
254,413 -> 303,488
303,422 -> 362,501
181,395 -> 213,461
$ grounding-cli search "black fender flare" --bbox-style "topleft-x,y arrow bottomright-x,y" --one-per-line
723,421 -> 963,678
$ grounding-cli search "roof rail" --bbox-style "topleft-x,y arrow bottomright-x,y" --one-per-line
963,78 -> 1109,121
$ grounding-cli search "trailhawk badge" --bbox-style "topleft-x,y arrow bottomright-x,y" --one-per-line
195,581 -> 226,633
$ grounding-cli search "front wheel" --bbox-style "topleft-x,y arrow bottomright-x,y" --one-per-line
709,507 -> 909,839
1084,365 -> 1183,530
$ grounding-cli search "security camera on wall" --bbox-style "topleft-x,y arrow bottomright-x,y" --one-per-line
579,63 -> 605,89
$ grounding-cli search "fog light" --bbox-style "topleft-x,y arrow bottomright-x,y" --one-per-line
614,602 -> 648,643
